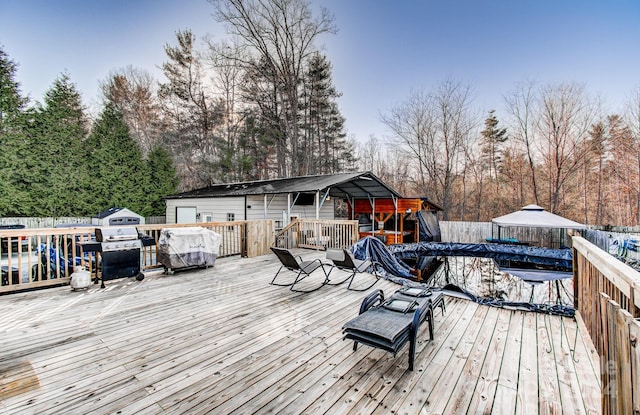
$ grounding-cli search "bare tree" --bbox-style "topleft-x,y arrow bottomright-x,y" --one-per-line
504,80 -> 540,205
379,89 -> 431,196
624,86 -> 640,223
504,81 -> 596,215
358,134 -> 378,170
210,0 -> 336,177
535,82 -> 596,213
204,38 -> 252,181
381,80 -> 476,219
501,144 -> 531,211
100,66 -> 161,156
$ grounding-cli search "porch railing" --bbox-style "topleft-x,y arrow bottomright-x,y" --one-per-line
0,220 -> 273,294
274,219 -> 358,250
573,235 -> 640,414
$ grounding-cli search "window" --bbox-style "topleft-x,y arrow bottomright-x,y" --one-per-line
227,213 -> 235,222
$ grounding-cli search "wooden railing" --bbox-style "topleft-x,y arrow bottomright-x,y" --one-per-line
0,220 -> 273,294
573,236 -> 640,414
274,219 -> 358,250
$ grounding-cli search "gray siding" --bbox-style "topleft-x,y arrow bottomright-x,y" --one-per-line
166,194 -> 335,225
246,194 -> 333,221
165,197 -> 246,224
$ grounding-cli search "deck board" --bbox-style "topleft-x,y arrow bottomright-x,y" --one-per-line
0,250 -> 601,414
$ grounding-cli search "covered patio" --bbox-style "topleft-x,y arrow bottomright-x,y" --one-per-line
0,250 -> 600,414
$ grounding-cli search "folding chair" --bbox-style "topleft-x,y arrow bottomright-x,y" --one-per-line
270,247 -> 329,293
325,248 -> 381,291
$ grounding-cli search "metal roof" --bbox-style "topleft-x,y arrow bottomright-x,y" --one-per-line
94,207 -> 144,219
94,207 -> 124,219
165,171 -> 403,200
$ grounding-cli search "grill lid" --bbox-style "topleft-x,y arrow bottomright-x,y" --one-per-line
95,226 -> 139,242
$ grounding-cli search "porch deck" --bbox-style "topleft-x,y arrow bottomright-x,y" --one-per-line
1,250 -> 601,414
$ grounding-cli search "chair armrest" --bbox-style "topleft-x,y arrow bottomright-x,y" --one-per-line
411,299 -> 432,330
359,289 -> 384,314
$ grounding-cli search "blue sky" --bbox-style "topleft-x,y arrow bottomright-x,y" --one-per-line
1,0 -> 639,142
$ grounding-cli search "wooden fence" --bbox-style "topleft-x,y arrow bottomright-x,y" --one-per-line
0,220 -> 272,294
573,236 -> 640,414
0,216 -> 166,227
274,219 -> 358,250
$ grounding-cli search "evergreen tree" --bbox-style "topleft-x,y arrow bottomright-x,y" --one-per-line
479,110 -> 508,182
87,103 -> 152,216
0,47 -> 29,215
239,57 -> 286,179
24,73 -> 90,216
477,110 -> 508,216
301,53 -> 349,174
235,108 -> 276,180
147,144 -> 179,215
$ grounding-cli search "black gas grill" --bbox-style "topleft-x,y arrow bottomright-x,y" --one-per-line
83,226 -> 153,288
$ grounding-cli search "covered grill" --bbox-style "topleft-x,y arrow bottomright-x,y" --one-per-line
158,227 -> 221,274
83,226 -> 153,287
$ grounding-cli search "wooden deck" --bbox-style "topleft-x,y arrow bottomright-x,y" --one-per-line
1,250 -> 601,414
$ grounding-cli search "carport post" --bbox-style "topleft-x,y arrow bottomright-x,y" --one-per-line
263,194 -> 267,219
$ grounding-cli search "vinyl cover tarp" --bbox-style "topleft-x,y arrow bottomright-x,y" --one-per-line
389,242 -> 573,270
158,227 -> 221,270
417,210 -> 441,242
351,237 -> 415,283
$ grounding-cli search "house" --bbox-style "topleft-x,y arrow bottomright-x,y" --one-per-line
164,172 -> 402,230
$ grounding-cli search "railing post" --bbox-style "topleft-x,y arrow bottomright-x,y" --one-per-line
573,244 -> 579,311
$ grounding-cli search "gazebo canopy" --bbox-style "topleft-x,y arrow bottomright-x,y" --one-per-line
492,204 -> 586,229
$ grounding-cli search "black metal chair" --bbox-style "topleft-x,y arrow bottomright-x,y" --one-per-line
325,248 -> 381,291
342,288 -> 435,371
270,247 -> 329,293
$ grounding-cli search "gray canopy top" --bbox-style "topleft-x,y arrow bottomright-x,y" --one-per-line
492,204 -> 586,229
165,171 -> 403,201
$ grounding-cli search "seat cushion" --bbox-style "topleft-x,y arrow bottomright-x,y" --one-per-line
342,307 -> 413,344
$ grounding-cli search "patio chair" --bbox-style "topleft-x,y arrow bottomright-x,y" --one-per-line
270,247 -> 329,293
325,248 -> 381,291
342,288 -> 434,371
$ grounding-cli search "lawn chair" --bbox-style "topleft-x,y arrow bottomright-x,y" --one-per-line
325,248 -> 381,291
342,288 -> 435,371
270,247 -> 329,293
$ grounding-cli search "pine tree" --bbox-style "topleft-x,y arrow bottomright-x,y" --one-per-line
477,110 -> 508,215
301,53 -> 349,174
24,73 -> 90,216
0,47 -> 29,215
480,110 -> 508,182
159,29 -> 224,188
147,145 -> 179,215
87,103 -> 152,216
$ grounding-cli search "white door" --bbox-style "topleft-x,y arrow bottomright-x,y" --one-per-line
176,207 -> 197,224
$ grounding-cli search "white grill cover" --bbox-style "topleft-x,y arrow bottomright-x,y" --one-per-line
158,227 -> 222,270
